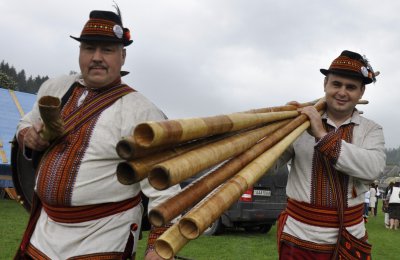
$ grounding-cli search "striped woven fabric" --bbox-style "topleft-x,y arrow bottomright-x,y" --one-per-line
26,242 -> 127,260
280,232 -> 336,253
286,198 -> 364,228
42,194 -> 141,223
36,83 -> 134,206
310,122 -> 354,207
62,84 -> 134,136
26,243 -> 51,260
81,18 -> 116,38
330,56 -> 365,73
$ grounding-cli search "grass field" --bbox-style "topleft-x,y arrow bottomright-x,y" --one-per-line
1,199 -> 399,259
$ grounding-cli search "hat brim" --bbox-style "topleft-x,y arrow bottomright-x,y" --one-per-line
120,71 -> 129,77
320,68 -> 372,84
70,35 -> 132,46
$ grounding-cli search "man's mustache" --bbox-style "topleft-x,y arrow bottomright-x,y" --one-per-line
89,64 -> 107,70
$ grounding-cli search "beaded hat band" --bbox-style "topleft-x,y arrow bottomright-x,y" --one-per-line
320,50 -> 377,84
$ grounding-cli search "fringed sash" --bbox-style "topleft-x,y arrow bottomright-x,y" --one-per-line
310,123 -> 353,208
316,121 -> 371,260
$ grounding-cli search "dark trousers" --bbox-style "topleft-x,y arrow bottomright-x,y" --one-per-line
364,203 -> 369,216
374,198 -> 379,216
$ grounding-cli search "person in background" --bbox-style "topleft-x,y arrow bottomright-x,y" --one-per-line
369,183 -> 377,217
388,177 -> 400,230
364,189 -> 371,218
276,50 -> 386,259
374,181 -> 380,216
14,7 -> 179,260
384,181 -> 394,228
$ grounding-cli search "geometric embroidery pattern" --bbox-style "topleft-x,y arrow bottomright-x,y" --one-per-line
36,83 -> 134,206
36,86 -> 100,206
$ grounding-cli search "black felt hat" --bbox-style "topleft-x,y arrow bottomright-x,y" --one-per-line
320,50 -> 377,84
70,10 -> 132,46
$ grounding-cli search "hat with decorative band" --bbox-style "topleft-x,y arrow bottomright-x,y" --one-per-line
70,10 -> 132,46
320,50 -> 378,84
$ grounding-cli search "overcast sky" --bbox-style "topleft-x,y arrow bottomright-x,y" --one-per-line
1,0 -> 399,148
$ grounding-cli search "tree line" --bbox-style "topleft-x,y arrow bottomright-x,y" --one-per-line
1,59 -> 400,166
385,147 -> 400,166
0,60 -> 49,94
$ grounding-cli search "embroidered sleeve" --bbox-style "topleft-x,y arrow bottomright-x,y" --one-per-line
315,130 -> 342,164
145,223 -> 173,255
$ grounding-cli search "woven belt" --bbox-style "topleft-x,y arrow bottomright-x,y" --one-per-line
42,193 -> 141,223
286,198 -> 364,228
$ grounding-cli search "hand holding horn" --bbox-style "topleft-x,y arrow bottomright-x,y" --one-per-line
38,96 -> 64,141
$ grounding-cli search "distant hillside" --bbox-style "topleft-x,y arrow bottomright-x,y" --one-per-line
0,60 -> 48,94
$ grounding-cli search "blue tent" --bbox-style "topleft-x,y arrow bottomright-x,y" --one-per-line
0,88 -> 36,188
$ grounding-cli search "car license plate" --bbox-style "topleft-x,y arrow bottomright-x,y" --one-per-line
253,189 -> 271,197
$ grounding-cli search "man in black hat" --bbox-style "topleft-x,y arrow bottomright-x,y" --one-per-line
276,50 -> 386,259
15,8 -> 180,260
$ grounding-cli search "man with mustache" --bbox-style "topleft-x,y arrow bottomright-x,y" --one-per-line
276,50 -> 386,259
15,7 -> 180,260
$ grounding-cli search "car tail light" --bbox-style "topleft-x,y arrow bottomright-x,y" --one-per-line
240,187 -> 253,202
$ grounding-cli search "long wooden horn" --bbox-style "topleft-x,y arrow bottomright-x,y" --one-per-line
177,100 -> 325,240
116,122 -> 252,161
148,101 -> 325,226
148,99 -> 326,191
116,131 -> 241,185
244,100 -> 319,113
148,101 -> 325,225
134,110 -> 299,149
178,119 -> 311,240
117,135 -> 226,184
246,98 -> 366,113
38,96 -> 64,141
116,136 -> 169,160
155,223 -> 189,260
148,119 -> 291,190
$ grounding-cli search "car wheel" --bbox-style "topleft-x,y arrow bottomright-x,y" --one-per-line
203,218 -> 224,236
244,224 -> 272,234
259,224 -> 273,234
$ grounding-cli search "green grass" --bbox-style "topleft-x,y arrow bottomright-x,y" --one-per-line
363,210 -> 400,259
0,199 -> 29,259
1,199 -> 399,259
